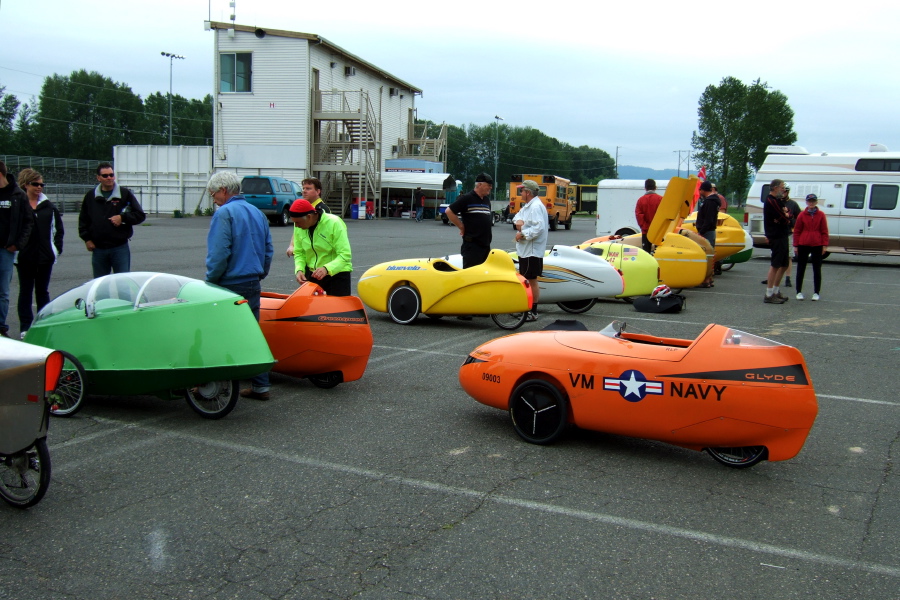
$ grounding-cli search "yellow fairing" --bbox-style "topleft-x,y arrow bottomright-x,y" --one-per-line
654,230 -> 711,288
576,241 -> 660,298
647,176 -> 698,246
680,213 -> 746,261
357,250 -> 530,315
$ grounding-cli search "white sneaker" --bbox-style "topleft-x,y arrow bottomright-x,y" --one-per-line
812,293 -> 820,301
796,293 -> 804,300
20,331 -> 28,340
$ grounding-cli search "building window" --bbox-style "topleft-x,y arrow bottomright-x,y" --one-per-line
220,53 -> 252,93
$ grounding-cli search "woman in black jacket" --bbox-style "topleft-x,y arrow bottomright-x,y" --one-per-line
15,169 -> 63,337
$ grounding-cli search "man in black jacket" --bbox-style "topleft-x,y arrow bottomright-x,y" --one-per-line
78,162 -> 146,278
0,160 -> 33,337
763,179 -> 792,304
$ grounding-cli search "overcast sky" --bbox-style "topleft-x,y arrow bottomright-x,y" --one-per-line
2,0 -> 899,171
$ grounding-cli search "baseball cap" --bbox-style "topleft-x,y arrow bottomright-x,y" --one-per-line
805,194 -> 818,202
520,180 -> 539,193
699,181 -> 713,192
474,173 -> 494,185
289,199 -> 316,216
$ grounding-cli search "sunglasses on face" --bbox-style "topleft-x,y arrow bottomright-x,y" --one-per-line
99,173 -> 115,178
30,182 -> 46,188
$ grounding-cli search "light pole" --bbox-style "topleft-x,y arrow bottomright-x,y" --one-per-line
161,52 -> 185,145
494,115 -> 503,200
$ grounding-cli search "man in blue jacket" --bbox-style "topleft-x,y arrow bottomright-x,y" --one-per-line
206,171 -> 274,400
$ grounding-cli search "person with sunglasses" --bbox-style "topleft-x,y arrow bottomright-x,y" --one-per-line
78,162 -> 146,278
14,169 -> 64,338
0,160 -> 34,337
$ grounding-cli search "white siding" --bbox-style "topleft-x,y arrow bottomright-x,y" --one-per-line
114,145 -> 213,214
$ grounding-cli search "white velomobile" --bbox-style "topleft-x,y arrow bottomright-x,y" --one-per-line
444,244 -> 626,314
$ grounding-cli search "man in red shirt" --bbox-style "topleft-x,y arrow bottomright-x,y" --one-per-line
635,179 -> 663,252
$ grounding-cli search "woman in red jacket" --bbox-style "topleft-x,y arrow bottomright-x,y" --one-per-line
793,194 -> 829,301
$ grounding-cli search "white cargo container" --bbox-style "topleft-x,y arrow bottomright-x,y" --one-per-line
113,145 -> 213,215
594,179 -> 670,237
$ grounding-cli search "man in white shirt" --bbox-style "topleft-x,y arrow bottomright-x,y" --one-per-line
514,180 -> 549,322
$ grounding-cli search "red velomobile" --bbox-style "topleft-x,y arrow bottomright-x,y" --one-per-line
459,320 -> 818,468
260,283 -> 373,389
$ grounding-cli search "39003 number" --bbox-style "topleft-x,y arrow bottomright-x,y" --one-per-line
482,373 -> 501,384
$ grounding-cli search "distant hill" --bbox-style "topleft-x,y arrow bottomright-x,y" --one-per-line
616,165 -> 681,181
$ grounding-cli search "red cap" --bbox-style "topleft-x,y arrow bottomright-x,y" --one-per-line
289,199 -> 315,216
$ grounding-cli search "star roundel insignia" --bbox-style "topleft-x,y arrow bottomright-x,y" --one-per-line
603,370 -> 664,402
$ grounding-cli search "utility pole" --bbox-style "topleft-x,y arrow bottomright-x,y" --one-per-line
494,115 -> 503,200
673,150 -> 689,178
161,52 -> 185,145
615,146 -> 620,179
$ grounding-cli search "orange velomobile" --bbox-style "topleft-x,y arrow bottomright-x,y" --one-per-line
459,320 -> 818,468
260,283 -> 373,388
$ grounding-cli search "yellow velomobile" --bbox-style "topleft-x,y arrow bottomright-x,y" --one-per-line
680,212 -> 747,263
584,176 -> 710,289
357,249 -> 533,329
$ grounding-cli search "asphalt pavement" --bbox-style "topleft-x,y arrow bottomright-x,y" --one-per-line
3,213 -> 899,599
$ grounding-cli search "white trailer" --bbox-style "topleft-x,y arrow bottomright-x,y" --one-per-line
594,179 -> 670,237
745,144 -> 900,255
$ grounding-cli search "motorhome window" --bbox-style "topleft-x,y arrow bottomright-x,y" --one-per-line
856,159 -> 900,172
845,184 -> 866,209
870,185 -> 898,211
760,185 -> 770,202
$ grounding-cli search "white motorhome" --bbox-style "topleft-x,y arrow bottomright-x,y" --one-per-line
745,144 -> 900,255
595,179 -> 670,237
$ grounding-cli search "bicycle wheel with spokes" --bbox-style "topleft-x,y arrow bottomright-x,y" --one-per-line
0,438 -> 51,509
491,311 -> 527,330
183,380 -> 239,419
49,351 -> 87,417
705,446 -> 768,469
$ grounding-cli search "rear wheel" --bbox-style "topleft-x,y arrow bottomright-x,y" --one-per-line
720,262 -> 735,271
280,207 -> 291,226
549,214 -> 559,231
183,380 -> 239,419
49,351 -> 86,417
491,312 -> 527,330
0,438 -> 51,509
308,371 -> 343,389
705,446 -> 768,469
388,285 -> 420,324
557,298 -> 596,314
509,380 -> 568,444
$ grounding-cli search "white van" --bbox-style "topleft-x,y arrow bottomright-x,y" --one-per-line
745,144 -> 900,255
595,179 -> 670,237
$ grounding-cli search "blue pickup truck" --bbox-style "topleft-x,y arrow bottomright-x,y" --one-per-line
241,176 -> 302,226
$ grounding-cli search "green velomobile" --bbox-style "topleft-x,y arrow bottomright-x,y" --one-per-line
25,272 -> 275,419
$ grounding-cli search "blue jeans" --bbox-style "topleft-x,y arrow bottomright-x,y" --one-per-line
416,206 -> 424,222
0,249 -> 14,334
92,243 -> 131,278
219,279 -> 270,393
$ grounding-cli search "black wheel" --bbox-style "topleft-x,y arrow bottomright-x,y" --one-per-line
0,438 -> 51,509
557,298 -> 596,314
564,218 -> 572,230
705,446 -> 768,469
509,380 -> 568,444
720,262 -> 735,271
280,207 -> 291,226
491,311 -> 527,330
549,214 -> 559,231
183,380 -> 239,419
49,351 -> 86,417
388,285 -> 420,324
308,371 -> 342,389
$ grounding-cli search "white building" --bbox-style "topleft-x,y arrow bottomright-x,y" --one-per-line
207,21 -> 446,216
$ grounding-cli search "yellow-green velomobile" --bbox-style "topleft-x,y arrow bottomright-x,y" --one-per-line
24,272 -> 275,419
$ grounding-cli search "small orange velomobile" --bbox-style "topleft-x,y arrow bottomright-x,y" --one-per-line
260,283 -> 373,388
459,320 -> 818,468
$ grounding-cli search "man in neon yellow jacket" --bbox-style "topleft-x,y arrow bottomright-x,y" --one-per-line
289,199 -> 352,296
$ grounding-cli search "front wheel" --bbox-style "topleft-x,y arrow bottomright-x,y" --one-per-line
49,351 -> 87,417
491,311 -> 527,330
557,298 -> 596,314
0,438 -> 51,509
564,218 -> 572,230
705,446 -> 768,469
720,262 -> 735,271
388,285 -> 420,324
509,380 -> 568,444
183,380 -> 239,419
308,372 -> 342,389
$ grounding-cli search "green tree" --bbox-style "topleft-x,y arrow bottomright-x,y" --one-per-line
691,76 -> 796,200
0,86 -> 19,154
34,69 -> 146,159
